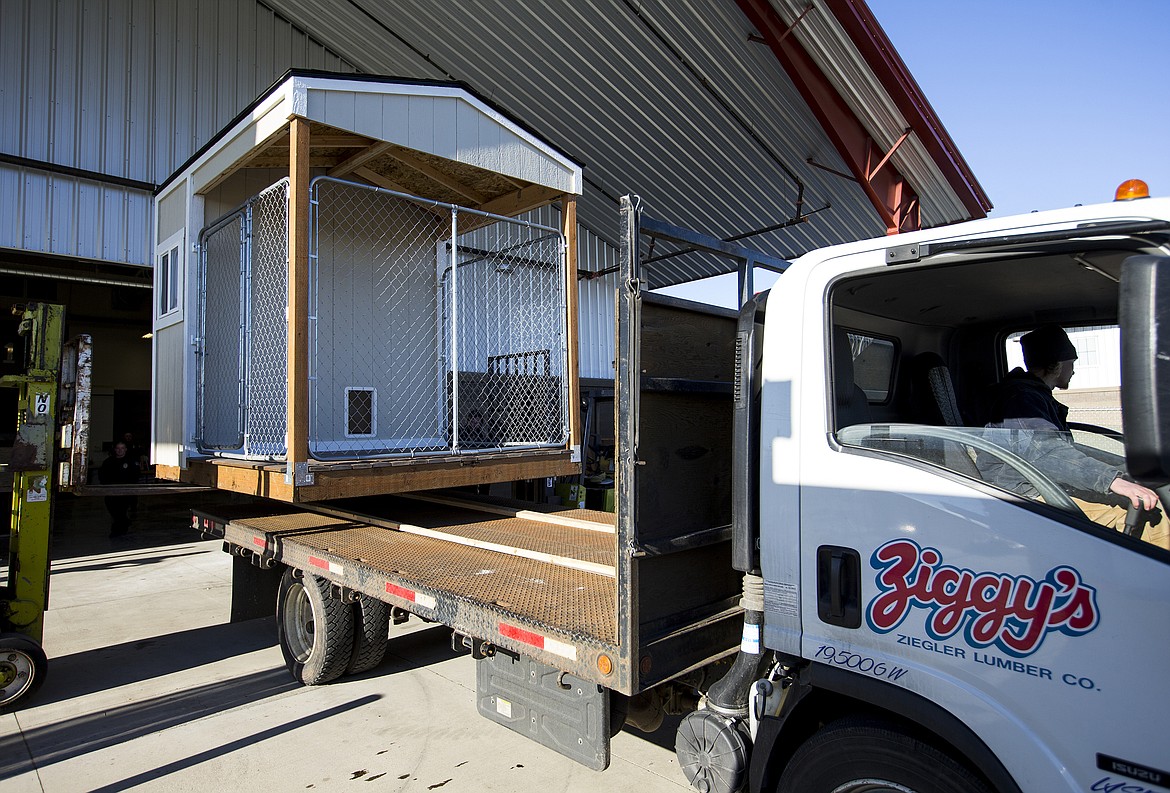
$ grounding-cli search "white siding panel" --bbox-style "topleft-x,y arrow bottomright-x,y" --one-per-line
76,180 -> 104,259
380,94 -> 410,144
432,97 -> 458,161
324,90 -> 357,135
353,91 -> 383,141
406,95 -> 435,154
101,189 -> 126,262
127,190 -> 152,265
157,187 -> 187,244
153,323 -> 186,467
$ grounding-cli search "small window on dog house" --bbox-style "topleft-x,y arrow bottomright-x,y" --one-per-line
345,388 -> 377,437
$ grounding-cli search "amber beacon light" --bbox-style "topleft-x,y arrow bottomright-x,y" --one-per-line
1115,179 -> 1151,201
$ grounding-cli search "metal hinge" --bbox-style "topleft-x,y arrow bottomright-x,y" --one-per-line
886,242 -> 926,265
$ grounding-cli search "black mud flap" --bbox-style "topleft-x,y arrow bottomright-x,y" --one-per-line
476,651 -> 611,770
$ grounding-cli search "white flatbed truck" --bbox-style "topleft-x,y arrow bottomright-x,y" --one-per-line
193,192 -> 1170,793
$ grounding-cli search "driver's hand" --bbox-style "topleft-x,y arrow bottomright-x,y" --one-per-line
1109,477 -> 1161,511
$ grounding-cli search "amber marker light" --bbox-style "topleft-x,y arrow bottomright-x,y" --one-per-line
1115,179 -> 1150,201
598,654 -> 613,676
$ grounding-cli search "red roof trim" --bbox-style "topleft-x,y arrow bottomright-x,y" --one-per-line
737,0 -> 921,232
825,0 -> 991,216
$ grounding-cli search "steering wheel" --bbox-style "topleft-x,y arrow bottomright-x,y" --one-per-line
838,424 -> 1082,514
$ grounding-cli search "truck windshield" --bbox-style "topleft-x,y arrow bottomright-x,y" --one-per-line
829,242 -> 1170,553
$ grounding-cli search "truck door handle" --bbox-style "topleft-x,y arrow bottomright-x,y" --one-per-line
830,555 -> 844,616
817,545 -> 862,628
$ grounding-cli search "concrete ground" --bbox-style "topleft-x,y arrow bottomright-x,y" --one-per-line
1,491 -> 693,792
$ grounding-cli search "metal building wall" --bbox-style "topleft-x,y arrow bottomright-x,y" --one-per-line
0,0 -> 355,267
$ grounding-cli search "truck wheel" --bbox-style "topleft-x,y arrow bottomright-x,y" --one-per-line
676,710 -> 750,793
777,716 -> 992,793
276,567 -> 354,685
346,596 -> 390,675
0,633 -> 47,712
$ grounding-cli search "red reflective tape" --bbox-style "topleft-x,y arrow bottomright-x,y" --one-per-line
499,622 -> 545,650
252,536 -> 267,549
307,556 -> 343,575
385,582 -> 415,602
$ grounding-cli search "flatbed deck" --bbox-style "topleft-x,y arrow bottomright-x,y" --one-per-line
198,491 -> 623,679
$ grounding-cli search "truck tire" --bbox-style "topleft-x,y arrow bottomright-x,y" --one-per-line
777,716 -> 992,793
0,632 -> 47,712
346,596 -> 390,675
277,567 -> 354,685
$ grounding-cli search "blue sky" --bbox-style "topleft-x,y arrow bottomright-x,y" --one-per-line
873,0 -> 1169,217
660,0 -> 1169,306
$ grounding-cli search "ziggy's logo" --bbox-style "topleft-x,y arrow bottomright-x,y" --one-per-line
866,539 -> 1099,657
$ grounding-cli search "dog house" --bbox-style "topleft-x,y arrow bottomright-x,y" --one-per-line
152,71 -> 583,502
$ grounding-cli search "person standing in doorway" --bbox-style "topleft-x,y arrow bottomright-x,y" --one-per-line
99,441 -> 140,537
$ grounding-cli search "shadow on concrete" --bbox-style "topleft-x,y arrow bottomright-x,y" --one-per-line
0,669 -> 308,780
50,489 -> 253,561
83,694 -> 383,793
624,711 -> 685,752
31,618 -> 280,706
49,548 -> 211,576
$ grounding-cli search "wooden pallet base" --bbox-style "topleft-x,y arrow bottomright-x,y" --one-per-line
156,450 -> 580,503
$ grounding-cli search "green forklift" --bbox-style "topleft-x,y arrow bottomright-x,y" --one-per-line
0,303 -> 91,712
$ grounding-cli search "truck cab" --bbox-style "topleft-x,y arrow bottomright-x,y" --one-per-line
748,198 -> 1170,792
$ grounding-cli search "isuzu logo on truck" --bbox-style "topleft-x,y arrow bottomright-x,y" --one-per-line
866,539 -> 1100,657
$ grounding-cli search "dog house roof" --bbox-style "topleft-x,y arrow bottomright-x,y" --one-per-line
162,70 -> 583,215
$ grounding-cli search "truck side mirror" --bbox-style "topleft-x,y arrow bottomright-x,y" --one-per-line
1120,255 -> 1170,480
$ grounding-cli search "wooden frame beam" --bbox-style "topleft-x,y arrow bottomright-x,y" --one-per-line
562,196 -> 582,453
382,147 -> 488,205
287,117 -> 311,479
329,141 -> 397,179
476,184 -> 560,218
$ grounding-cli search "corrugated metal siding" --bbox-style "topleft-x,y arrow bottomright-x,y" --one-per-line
262,0 -> 888,278
0,0 -> 355,265
1,0 -> 355,182
0,163 -> 153,265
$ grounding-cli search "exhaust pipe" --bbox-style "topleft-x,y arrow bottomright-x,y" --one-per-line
704,573 -> 766,717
